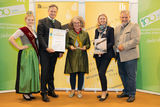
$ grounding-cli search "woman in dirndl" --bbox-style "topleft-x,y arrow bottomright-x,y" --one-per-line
8,11 -> 40,101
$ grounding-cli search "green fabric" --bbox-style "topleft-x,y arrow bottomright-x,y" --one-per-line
64,30 -> 90,74
19,44 -> 40,93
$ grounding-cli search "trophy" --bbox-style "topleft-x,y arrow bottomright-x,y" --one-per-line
74,36 -> 82,49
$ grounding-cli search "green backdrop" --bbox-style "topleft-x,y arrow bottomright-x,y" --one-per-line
0,0 -> 29,91
137,0 -> 160,93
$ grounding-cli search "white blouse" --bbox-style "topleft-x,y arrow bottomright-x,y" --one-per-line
12,29 -> 37,39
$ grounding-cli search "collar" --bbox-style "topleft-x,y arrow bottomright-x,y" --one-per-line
48,16 -> 55,22
73,28 -> 82,34
121,21 -> 130,28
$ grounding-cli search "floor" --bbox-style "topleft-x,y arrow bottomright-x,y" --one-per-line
0,91 -> 160,107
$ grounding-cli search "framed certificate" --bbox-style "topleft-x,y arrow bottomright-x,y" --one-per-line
48,28 -> 66,52
94,38 -> 107,54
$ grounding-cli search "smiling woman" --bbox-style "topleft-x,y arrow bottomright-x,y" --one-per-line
64,16 -> 90,98
93,14 -> 115,102
8,11 -> 40,101
24,11 -> 35,28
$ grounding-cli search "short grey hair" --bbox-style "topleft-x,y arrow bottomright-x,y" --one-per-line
120,10 -> 130,16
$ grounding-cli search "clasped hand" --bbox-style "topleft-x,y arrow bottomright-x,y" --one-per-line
70,45 -> 86,51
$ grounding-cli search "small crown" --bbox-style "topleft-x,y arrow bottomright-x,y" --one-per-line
27,11 -> 33,15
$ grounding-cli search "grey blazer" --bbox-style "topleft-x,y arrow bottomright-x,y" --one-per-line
114,22 -> 141,62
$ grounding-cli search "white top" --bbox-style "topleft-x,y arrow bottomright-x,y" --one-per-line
12,29 -> 37,39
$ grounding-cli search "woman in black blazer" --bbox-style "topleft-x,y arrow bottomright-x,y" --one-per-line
93,14 -> 115,101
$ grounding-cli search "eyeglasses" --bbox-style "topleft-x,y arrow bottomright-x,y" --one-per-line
73,22 -> 80,25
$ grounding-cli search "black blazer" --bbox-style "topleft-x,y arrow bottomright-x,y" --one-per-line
94,26 -> 115,58
37,17 -> 61,51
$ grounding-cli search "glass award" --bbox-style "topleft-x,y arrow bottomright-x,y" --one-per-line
74,36 -> 82,49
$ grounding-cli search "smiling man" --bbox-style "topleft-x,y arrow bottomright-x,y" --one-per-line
37,4 -> 62,102
114,10 -> 141,102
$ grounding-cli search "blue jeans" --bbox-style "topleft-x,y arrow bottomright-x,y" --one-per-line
117,54 -> 137,97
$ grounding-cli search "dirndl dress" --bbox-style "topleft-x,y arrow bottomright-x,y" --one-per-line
15,44 -> 40,94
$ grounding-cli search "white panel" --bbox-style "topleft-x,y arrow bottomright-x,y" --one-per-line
79,0 -> 85,20
129,1 -> 138,23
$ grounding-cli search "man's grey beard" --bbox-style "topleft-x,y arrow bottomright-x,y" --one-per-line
121,22 -> 128,27
121,21 -> 130,28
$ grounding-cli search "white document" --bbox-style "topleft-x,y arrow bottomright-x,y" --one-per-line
94,38 -> 107,54
48,28 -> 66,52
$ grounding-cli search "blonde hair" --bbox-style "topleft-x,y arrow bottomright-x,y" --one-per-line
70,16 -> 85,29
25,11 -> 34,20
97,14 -> 108,26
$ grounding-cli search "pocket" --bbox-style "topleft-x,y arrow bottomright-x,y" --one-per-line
124,32 -> 131,41
125,31 -> 131,34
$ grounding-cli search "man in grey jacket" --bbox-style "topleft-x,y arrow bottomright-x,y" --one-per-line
114,10 -> 140,102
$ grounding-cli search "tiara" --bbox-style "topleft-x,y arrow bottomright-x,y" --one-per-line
26,11 -> 33,15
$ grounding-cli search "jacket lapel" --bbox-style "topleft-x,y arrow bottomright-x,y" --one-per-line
47,18 -> 55,28
121,22 -> 133,35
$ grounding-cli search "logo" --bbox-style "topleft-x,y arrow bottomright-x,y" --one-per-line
37,4 -> 42,8
140,8 -> 160,27
0,5 -> 26,18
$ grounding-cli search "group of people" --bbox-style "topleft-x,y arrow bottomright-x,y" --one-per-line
8,4 -> 140,103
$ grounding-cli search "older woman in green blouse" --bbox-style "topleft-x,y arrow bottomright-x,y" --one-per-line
64,16 -> 90,98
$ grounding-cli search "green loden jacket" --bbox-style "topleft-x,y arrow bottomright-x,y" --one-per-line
64,29 -> 90,74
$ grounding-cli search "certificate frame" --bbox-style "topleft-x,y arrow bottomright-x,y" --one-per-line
94,38 -> 107,54
48,28 -> 66,52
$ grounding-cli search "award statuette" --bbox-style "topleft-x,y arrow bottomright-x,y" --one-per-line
74,35 -> 82,49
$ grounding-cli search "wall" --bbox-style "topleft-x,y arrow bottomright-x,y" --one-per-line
29,0 -> 138,23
